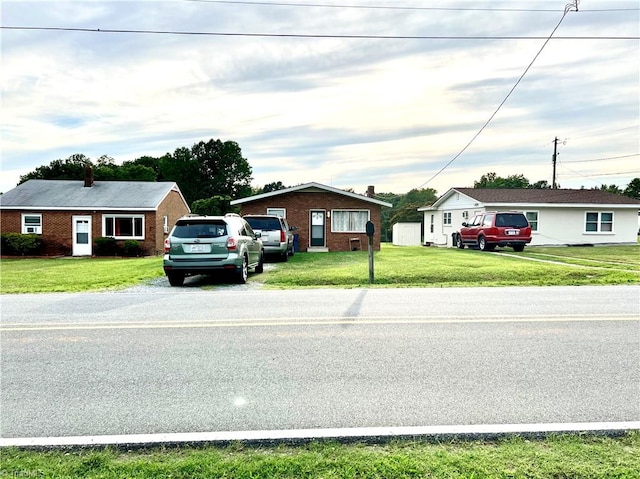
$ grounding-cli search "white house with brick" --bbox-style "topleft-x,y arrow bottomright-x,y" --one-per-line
419,188 -> 640,247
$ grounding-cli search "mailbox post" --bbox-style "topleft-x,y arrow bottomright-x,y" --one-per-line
365,221 -> 375,284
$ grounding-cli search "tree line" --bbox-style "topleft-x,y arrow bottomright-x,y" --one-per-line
16,138 -> 640,239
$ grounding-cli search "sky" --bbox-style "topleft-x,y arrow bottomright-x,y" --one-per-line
1,0 -> 639,198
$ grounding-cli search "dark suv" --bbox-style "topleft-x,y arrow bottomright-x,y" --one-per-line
163,214 -> 264,286
456,211 -> 532,252
243,215 -> 295,261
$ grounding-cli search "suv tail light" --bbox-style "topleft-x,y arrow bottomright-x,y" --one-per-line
226,237 -> 237,251
280,230 -> 286,243
164,238 -> 171,253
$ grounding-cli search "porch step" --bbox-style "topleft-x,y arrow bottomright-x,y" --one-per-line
307,247 -> 329,253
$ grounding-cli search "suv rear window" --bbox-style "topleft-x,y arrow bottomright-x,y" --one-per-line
172,221 -> 227,238
245,217 -> 282,230
495,213 -> 529,228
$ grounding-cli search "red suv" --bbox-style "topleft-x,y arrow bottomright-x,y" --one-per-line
455,211 -> 532,252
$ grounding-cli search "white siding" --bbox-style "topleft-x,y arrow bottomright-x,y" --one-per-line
527,207 -> 639,245
425,193 -> 639,247
392,223 -> 422,246
424,191 -> 485,246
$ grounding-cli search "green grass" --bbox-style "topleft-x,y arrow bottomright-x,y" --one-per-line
261,244 -> 640,288
1,433 -> 639,478
1,244 -> 639,293
0,257 -> 164,293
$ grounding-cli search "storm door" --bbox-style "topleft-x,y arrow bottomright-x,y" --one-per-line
72,215 -> 92,256
310,210 -> 325,247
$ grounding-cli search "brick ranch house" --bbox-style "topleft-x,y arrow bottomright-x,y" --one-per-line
231,182 -> 392,252
0,176 -> 190,256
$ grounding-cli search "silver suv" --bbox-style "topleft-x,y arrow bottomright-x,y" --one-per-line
243,215 -> 295,261
163,214 -> 264,286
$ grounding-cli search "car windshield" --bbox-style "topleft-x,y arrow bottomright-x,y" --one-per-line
496,214 -> 528,228
246,218 -> 281,230
172,221 -> 227,238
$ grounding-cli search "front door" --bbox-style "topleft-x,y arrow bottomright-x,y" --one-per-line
72,215 -> 92,256
310,210 -> 325,247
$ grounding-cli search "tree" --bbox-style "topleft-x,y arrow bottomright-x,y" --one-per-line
594,184 -> 623,195
623,178 -> 640,200
191,139 -> 253,201
158,148 -> 202,206
377,189 -> 437,242
474,172 -> 530,188
191,196 -> 237,216
261,181 -> 287,194
19,153 -> 90,184
530,180 -> 551,189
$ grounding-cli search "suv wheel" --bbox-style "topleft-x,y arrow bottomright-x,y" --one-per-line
456,234 -> 465,249
236,255 -> 248,284
167,272 -> 185,287
513,244 -> 525,252
478,236 -> 494,251
255,250 -> 264,274
281,251 -> 289,262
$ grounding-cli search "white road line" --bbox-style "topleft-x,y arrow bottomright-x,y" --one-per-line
2,422 -> 639,448
1,314 -> 638,331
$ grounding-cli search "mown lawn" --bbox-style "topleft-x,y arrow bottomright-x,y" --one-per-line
261,244 -> 640,288
2,432 -> 639,479
1,244 -> 638,293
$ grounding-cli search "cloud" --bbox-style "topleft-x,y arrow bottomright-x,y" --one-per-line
1,0 -> 638,196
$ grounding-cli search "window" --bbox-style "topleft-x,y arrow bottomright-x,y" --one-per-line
483,213 -> 494,226
163,216 -> 169,234
443,212 -> 452,225
267,208 -> 286,218
585,212 -> 613,233
22,214 -> 42,234
462,211 -> 469,219
525,211 -> 538,231
331,210 -> 369,232
103,215 -> 144,239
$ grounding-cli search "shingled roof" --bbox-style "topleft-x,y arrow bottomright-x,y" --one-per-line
0,179 -> 185,210
452,188 -> 640,205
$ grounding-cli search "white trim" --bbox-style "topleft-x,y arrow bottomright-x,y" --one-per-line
2,422 -> 638,448
267,207 -> 286,217
231,182 -> 393,208
21,213 -> 42,234
330,209 -> 370,233
2,206 -> 157,211
102,214 -> 145,240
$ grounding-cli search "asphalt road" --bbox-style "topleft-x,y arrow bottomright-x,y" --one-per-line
1,285 -> 638,439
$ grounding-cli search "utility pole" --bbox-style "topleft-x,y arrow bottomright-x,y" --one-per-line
552,137 -> 559,189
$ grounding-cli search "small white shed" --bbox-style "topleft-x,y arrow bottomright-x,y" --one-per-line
392,222 -> 422,246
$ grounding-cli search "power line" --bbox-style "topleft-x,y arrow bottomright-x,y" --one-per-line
185,0 -> 638,13
2,26 -> 636,40
561,153 -> 640,164
416,1 -> 581,189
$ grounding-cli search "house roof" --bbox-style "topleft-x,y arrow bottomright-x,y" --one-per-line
0,179 -> 187,211
230,182 -> 393,208
419,187 -> 640,210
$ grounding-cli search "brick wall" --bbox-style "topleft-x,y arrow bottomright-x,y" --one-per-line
155,189 -> 191,255
1,205 -> 188,256
239,191 -> 383,252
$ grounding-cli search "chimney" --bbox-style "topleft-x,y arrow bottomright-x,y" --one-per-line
84,165 -> 94,187
366,185 -> 375,198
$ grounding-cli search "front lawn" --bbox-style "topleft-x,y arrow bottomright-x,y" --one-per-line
262,244 -> 640,288
1,244 -> 638,293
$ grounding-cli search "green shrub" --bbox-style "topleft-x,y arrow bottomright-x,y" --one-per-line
122,240 -> 143,257
94,237 -> 119,256
1,233 -> 42,256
